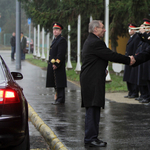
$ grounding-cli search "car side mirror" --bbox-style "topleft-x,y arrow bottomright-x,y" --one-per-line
11,72 -> 23,80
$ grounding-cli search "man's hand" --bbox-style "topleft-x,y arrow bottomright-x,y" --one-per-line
139,27 -> 146,33
139,25 -> 146,33
53,64 -> 57,70
129,56 -> 136,65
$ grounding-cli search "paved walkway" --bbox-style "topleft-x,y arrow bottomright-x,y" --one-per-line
1,51 -> 150,150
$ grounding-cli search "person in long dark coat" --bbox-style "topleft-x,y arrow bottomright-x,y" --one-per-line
134,40 -> 149,101
131,43 -> 150,105
46,22 -> 67,105
131,19 -> 150,105
80,20 -> 131,147
20,32 -> 27,60
10,32 -> 16,61
139,41 -> 150,103
123,24 -> 141,99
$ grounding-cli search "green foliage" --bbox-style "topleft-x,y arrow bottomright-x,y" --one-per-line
20,0 -> 150,55
19,0 -> 104,59
109,0 -> 150,51
66,62 -> 80,81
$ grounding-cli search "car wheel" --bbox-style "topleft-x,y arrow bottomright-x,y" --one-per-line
11,124 -> 30,150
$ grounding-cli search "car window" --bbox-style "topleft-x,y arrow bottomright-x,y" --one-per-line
0,56 -> 13,83
0,58 -> 6,83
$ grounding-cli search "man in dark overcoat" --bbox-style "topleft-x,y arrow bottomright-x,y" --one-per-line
123,24 -> 141,99
20,32 -> 27,60
46,22 -> 67,105
80,20 -> 132,147
10,32 -> 16,61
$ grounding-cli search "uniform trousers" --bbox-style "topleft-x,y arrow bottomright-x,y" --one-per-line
138,85 -> 148,99
84,106 -> 101,143
56,87 -> 65,103
145,81 -> 150,101
127,82 -> 139,96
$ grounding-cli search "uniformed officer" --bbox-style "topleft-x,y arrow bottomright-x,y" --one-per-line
46,22 -> 67,105
137,19 -> 150,103
138,18 -> 150,44
123,24 -> 141,99
134,27 -> 149,102
130,19 -> 150,105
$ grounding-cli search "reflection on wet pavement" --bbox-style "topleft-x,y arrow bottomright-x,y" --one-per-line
1,51 -> 150,150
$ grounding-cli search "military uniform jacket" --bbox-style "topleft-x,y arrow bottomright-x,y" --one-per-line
46,34 -> 67,88
134,47 -> 150,65
80,33 -> 130,108
123,33 -> 141,84
135,41 -> 150,82
135,41 -> 148,85
138,32 -> 150,44
134,32 -> 150,66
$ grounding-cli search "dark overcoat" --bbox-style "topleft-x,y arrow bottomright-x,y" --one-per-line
21,36 -> 26,50
10,36 -> 15,47
80,33 -> 130,108
135,41 -> 148,85
134,33 -> 150,65
46,34 -> 67,88
123,33 -> 141,84
135,41 -> 150,82
134,46 -> 150,65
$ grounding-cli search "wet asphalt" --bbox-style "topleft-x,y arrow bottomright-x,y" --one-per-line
1,51 -> 150,150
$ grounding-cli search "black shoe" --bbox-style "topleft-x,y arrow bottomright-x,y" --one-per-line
140,99 -> 150,103
129,95 -> 138,99
52,101 -> 64,105
124,95 -> 129,98
96,139 -> 107,144
135,97 -> 143,101
85,140 -> 107,147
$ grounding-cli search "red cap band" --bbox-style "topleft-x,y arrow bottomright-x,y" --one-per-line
53,24 -> 62,29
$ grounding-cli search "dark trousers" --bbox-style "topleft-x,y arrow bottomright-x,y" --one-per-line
11,46 -> 15,60
145,81 -> 150,100
21,49 -> 25,60
84,106 -> 101,143
56,87 -> 65,103
138,85 -> 148,99
127,82 -> 139,96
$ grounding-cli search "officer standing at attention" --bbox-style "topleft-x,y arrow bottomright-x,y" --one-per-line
131,18 -> 150,104
46,22 -> 67,105
123,24 -> 141,99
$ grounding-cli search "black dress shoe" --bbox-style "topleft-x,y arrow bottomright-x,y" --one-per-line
85,140 -> 107,147
135,97 -> 143,101
129,95 -> 138,99
52,101 -> 64,105
139,99 -> 150,103
96,139 -> 107,144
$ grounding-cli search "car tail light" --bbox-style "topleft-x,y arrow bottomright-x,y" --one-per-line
0,89 -> 20,104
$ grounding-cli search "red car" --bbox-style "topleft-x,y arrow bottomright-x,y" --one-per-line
0,55 -> 30,150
